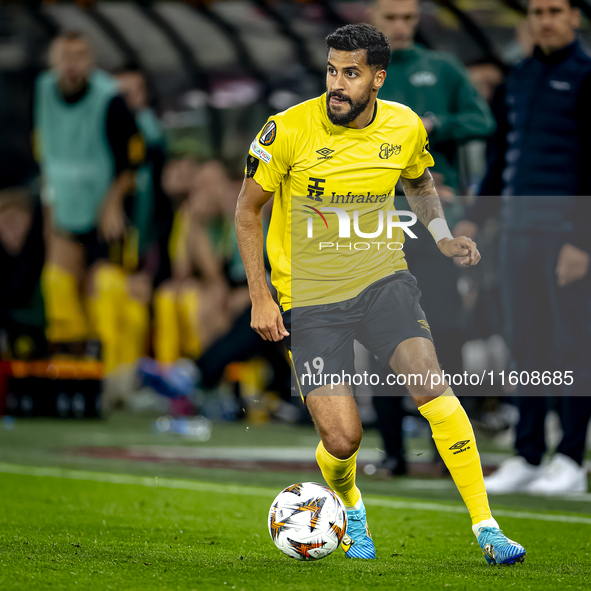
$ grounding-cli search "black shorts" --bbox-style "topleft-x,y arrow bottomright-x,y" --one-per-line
282,271 -> 433,399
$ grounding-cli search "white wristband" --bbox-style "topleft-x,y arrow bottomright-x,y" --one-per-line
427,217 -> 453,244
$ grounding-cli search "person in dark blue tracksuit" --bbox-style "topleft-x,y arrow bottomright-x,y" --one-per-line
463,0 -> 591,495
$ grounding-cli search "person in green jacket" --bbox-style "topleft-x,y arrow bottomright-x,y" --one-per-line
371,0 -> 495,203
367,0 -> 495,478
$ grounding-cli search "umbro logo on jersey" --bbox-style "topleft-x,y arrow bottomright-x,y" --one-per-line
316,147 -> 335,160
449,440 -> 471,454
379,143 -> 401,159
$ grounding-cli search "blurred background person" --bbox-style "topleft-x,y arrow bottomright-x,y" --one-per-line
152,160 -> 242,365
115,67 -> 173,290
114,67 -> 174,368
463,0 -> 591,495
369,0 -> 495,476
465,58 -> 508,193
467,59 -> 506,106
371,0 -> 495,196
34,32 -> 145,372
138,160 -> 293,418
0,61 -> 43,362
0,188 -> 45,361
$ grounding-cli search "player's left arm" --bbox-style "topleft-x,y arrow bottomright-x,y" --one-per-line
401,169 -> 480,267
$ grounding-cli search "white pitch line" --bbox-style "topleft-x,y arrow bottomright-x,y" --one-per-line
362,498 -> 591,525
1,463 -> 590,526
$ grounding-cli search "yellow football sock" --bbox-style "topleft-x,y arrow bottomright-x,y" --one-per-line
419,388 -> 491,525
316,441 -> 361,508
120,296 -> 149,365
153,287 -> 180,363
90,265 -> 127,374
177,286 -> 202,358
41,264 -> 89,342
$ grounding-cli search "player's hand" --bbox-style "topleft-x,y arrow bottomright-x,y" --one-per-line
437,236 -> 481,267
556,243 -> 590,287
251,297 -> 290,341
99,201 -> 126,242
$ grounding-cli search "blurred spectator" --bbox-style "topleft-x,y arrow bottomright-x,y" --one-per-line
113,68 -> 174,368
34,32 -> 144,371
139,161 -> 292,413
153,160 -> 243,363
0,189 -> 45,360
371,0 -> 495,197
368,0 -> 495,476
115,67 -> 173,288
467,59 -> 506,105
465,0 -> 591,495
465,59 -> 508,196
0,67 -> 43,361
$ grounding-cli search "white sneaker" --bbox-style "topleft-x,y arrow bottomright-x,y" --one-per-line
484,456 -> 541,494
525,453 -> 588,496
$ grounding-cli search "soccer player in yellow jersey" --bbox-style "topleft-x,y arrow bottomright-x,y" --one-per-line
236,24 -> 525,565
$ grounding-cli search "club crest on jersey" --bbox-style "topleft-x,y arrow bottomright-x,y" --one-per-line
379,143 -> 402,159
259,120 -> 277,146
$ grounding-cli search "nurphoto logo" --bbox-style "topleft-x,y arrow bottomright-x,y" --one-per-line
302,206 -> 418,251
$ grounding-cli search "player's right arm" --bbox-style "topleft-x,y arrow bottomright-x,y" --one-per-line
235,177 -> 289,342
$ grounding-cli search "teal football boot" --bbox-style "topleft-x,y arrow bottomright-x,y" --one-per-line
341,499 -> 376,559
477,526 -> 526,565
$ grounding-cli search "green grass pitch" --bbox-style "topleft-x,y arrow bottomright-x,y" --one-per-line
1,465 -> 590,591
1,416 -> 590,590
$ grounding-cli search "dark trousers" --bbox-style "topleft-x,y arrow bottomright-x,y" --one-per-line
500,232 -> 591,465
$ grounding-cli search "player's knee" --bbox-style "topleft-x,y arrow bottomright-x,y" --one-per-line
408,375 -> 451,407
324,430 -> 362,460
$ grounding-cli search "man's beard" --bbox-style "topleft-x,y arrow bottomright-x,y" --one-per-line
326,86 -> 372,126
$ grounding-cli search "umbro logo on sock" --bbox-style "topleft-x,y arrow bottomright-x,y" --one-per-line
449,440 -> 471,454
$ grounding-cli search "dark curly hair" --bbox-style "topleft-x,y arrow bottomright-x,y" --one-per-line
326,24 -> 391,71
529,0 -> 578,8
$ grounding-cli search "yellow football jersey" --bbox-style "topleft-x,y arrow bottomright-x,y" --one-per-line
247,94 -> 434,311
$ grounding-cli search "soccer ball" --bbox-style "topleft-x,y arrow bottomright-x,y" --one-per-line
268,482 -> 347,561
